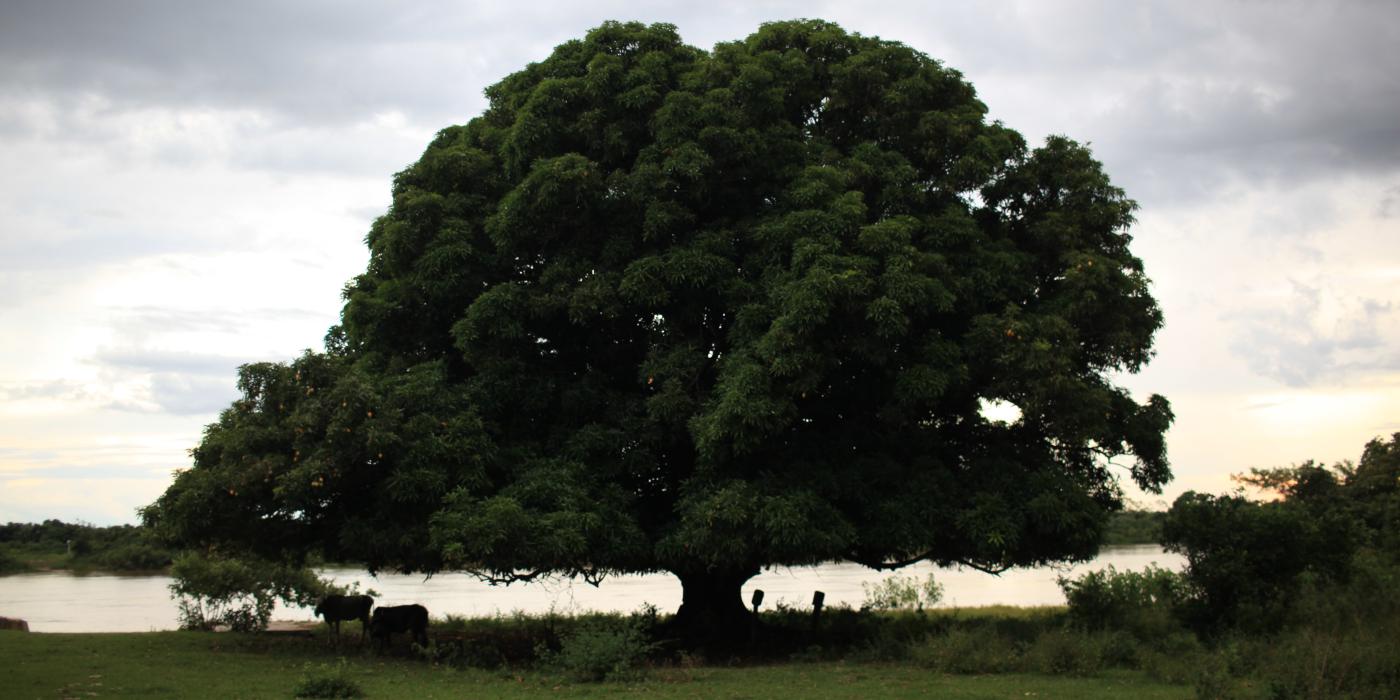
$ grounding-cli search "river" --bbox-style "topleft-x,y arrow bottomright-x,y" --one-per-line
0,545 -> 1181,632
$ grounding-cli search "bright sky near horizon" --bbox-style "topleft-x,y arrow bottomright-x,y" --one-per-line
1,1 -> 1398,525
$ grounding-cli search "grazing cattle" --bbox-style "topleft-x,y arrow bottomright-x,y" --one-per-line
313,594 -> 373,643
369,604 -> 429,649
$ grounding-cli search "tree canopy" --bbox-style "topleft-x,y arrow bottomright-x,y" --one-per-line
143,20 -> 1171,631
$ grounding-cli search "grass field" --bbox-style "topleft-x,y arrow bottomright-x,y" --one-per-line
0,629 -> 1193,699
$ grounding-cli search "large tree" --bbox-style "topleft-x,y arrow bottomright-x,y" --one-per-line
144,20 -> 1171,638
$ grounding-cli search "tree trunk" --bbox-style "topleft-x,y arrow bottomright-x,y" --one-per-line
668,567 -> 759,648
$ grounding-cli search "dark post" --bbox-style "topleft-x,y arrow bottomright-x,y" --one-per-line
748,588 -> 766,646
812,590 -> 825,626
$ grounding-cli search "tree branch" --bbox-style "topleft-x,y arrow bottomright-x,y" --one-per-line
845,550 -> 1011,575
845,549 -> 932,571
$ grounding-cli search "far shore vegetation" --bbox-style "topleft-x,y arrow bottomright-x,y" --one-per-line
0,520 -> 174,575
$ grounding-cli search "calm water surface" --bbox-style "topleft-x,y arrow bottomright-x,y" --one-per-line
0,545 -> 1181,632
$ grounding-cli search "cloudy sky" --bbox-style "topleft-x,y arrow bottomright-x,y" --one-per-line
2,1 -> 1397,525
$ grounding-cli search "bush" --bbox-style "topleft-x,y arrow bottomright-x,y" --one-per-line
293,659 -> 364,699
1024,630 -> 1105,676
862,573 -> 943,612
539,616 -> 655,683
1190,660 -> 1242,700
0,547 -> 29,574
169,552 -> 330,632
1059,565 -> 1187,638
1138,634 -> 1208,685
1095,629 -> 1145,668
850,613 -> 939,662
1241,557 -> 1400,699
911,625 -> 1022,674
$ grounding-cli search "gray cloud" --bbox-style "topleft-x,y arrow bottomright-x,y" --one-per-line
225,120 -> 430,177
1248,190 -> 1340,240
0,225 -> 230,273
147,373 -> 240,416
92,348 -> 252,376
841,1 -> 1400,204
88,346 -> 262,415
2,1 -> 1396,202
0,0 -> 574,128
106,305 -> 326,340
1228,282 -> 1400,387
0,379 -> 90,401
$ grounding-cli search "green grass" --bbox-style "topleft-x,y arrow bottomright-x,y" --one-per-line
0,630 -> 1191,699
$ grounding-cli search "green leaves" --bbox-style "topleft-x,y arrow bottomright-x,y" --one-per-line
148,20 -> 1172,599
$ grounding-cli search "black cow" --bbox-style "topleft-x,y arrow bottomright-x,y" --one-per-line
369,604 -> 429,649
313,594 -> 373,643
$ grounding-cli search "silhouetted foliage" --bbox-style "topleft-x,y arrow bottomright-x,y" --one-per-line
1163,433 -> 1400,634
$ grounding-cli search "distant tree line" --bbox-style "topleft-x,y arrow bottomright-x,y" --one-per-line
1101,509 -> 1165,546
0,519 -> 173,574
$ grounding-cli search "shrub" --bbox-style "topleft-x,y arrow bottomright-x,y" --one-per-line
851,617 -> 931,662
911,625 -> 1022,674
1024,630 -> 1106,676
1241,558 -> 1400,699
169,552 -> 330,632
540,616 -> 655,683
1190,660 -> 1242,700
1059,565 -> 1187,638
1136,632 -> 1207,685
1095,629 -> 1145,668
293,659 -> 364,699
862,573 -> 944,612
0,548 -> 28,574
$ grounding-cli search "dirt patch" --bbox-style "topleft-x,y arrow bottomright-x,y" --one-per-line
267,620 -> 320,633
